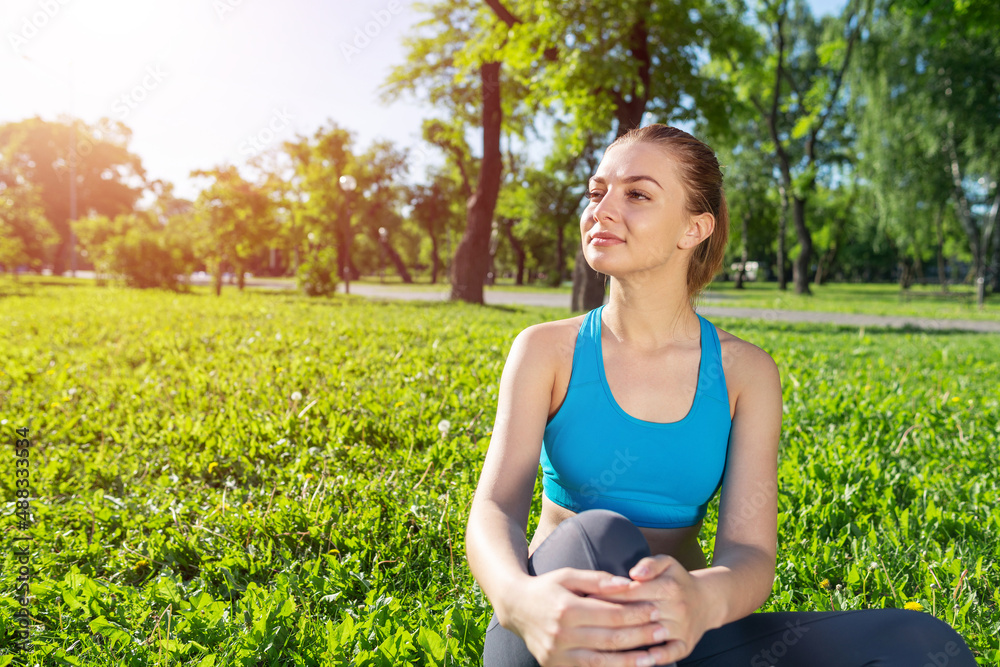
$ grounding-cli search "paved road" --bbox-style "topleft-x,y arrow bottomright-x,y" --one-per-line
56,271 -> 1000,333
337,283 -> 1000,333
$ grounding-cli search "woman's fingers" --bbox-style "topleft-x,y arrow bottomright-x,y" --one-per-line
630,554 -> 677,580
554,567 -> 633,596
562,591 -> 661,629
565,646 -> 667,667
561,620 -> 670,653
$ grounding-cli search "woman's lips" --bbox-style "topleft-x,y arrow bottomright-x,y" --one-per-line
590,234 -> 624,246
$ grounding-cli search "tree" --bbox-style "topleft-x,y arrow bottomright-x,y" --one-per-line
0,179 -> 57,273
711,0 -> 868,294
409,171 -> 463,284
856,0 -> 999,303
0,117 -> 145,274
190,166 -> 276,295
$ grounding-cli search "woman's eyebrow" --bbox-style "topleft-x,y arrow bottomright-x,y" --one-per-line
588,174 -> 663,189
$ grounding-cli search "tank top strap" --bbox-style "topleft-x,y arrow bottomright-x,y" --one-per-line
566,305 -> 603,387
696,313 -> 729,407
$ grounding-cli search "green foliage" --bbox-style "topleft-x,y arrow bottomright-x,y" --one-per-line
71,212 -> 197,290
0,181 -> 57,272
1,285 -> 997,664
296,247 -> 339,297
0,117 -> 146,273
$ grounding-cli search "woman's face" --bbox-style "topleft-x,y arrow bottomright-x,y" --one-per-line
580,142 -> 701,279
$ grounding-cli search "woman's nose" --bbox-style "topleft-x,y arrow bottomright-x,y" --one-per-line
592,191 -> 619,223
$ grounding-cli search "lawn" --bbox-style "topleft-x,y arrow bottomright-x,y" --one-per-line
1,281 -> 997,665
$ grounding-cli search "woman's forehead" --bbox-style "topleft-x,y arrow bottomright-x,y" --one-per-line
592,142 -> 678,182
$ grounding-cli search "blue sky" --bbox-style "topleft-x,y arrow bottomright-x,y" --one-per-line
2,0 -> 847,200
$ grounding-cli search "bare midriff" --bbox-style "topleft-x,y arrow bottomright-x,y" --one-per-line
527,494 -> 709,572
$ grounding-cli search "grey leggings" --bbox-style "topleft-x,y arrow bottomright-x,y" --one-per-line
483,510 -> 978,667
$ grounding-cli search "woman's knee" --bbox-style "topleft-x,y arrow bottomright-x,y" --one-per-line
871,609 -> 976,665
529,509 -> 650,578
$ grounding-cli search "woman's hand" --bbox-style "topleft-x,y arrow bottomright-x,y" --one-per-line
590,555 -> 716,664
501,567 -> 670,667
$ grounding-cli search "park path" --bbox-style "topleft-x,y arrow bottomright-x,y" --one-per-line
337,283 -> 1000,334
58,272 -> 999,333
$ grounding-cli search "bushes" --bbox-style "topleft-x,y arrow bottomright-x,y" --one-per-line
296,247 -> 339,297
72,212 -> 198,290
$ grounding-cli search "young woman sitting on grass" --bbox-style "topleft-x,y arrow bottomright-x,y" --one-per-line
465,124 -> 976,667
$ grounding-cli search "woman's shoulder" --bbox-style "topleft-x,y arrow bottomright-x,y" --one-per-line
712,323 -> 781,397
514,312 -> 588,348
508,312 -> 589,374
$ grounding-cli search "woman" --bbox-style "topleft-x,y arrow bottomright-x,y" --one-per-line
466,125 -> 976,666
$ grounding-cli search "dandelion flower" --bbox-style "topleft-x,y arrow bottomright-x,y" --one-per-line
291,391 -> 303,401
437,419 -> 451,436
820,579 -> 830,590
243,501 -> 254,511
207,462 -> 219,473
904,601 -> 924,612
133,559 -> 149,571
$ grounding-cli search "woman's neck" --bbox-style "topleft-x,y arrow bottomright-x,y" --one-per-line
603,276 -> 699,352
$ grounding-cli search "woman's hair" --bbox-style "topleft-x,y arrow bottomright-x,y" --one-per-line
606,124 -> 730,301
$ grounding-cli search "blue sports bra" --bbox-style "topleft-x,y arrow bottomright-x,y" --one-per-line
539,304 -> 732,529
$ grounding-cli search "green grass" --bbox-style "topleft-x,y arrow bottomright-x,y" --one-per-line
1,282 -> 998,665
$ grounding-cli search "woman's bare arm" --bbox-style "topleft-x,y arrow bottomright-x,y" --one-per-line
688,341 -> 782,629
465,324 -> 556,624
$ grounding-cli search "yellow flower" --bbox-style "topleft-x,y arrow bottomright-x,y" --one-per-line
243,501 -> 254,511
207,461 -> 219,473
133,559 -> 149,571
820,579 -> 830,590
304,473 -> 314,481
904,601 -> 924,612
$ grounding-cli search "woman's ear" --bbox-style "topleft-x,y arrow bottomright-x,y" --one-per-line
679,212 -> 715,250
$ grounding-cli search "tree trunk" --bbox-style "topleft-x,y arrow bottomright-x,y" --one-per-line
791,196 -> 812,295
554,219 -> 565,285
990,218 -> 1000,294
213,260 -> 223,297
379,235 -> 413,283
237,264 -> 246,291
451,61 -> 504,304
430,233 -> 440,284
501,218 -> 525,285
935,204 -> 948,291
735,210 -> 750,289
776,185 -> 788,290
571,259 -> 606,312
